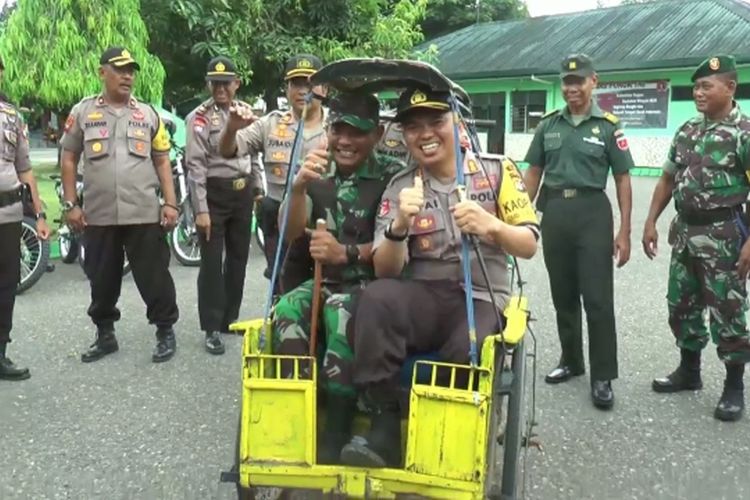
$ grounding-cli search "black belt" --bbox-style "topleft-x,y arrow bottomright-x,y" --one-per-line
545,187 -> 603,200
680,206 -> 743,226
207,175 -> 250,191
0,186 -> 24,208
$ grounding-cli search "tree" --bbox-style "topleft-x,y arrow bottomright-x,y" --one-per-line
420,0 -> 528,41
171,0 -> 429,111
0,0 -> 166,113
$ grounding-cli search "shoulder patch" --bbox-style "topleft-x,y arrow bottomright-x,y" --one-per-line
542,108 -> 561,119
603,112 -> 619,124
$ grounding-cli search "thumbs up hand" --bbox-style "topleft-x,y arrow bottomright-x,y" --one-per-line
393,172 -> 425,235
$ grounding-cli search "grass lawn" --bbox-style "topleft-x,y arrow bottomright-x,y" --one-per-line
34,162 -> 62,235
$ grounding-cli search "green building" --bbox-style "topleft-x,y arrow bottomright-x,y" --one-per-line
419,0 -> 750,172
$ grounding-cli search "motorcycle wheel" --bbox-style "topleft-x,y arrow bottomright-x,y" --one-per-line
78,241 -> 131,277
58,226 -> 79,264
171,212 -> 201,267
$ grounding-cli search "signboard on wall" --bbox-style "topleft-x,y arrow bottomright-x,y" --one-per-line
594,80 -> 670,129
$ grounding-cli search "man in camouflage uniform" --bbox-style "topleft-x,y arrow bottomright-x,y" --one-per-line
219,54 -> 327,293
643,55 -> 750,422
273,90 -> 403,464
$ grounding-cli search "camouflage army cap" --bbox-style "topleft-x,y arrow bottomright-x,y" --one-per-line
284,54 -> 323,81
100,46 -> 140,71
394,86 -> 451,122
206,56 -> 237,82
692,55 -> 737,82
560,54 -> 595,78
328,91 -> 380,132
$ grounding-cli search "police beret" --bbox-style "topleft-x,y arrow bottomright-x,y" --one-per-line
691,55 -> 737,82
394,86 -> 451,122
100,46 -> 140,71
284,54 -> 323,81
328,91 -> 380,132
206,56 -> 237,82
560,54 -> 595,78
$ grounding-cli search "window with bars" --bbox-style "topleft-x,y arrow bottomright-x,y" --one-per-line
511,90 -> 546,133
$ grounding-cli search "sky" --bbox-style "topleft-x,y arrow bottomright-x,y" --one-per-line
525,0 -> 750,17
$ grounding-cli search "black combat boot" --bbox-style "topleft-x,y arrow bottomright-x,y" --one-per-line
715,363 -> 745,422
152,327 -> 176,363
0,342 -> 30,381
340,386 -> 402,468
652,349 -> 703,393
205,331 -> 225,355
318,394 -> 357,465
81,327 -> 119,363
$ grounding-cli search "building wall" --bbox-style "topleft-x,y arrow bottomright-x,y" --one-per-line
457,66 -> 750,167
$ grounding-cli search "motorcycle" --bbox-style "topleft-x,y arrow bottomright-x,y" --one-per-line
167,140 -> 201,266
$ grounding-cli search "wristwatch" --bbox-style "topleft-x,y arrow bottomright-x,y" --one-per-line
35,211 -> 46,221
62,200 -> 78,211
384,220 -> 408,242
346,244 -> 360,265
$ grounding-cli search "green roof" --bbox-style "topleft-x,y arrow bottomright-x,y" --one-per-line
418,0 -> 750,80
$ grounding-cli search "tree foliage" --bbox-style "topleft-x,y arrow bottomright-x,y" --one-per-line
170,0 -> 428,110
420,0 -> 528,41
0,0 -> 165,111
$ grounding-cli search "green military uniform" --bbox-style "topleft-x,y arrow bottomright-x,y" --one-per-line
524,55 -> 634,386
650,56 -> 750,420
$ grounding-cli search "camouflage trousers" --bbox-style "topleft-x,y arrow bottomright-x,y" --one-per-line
668,247 -> 750,362
273,279 -> 362,397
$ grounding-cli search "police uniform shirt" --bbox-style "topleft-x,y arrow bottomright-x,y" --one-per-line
524,101 -> 634,189
374,151 -> 539,308
60,95 -> 171,225
0,102 -> 31,224
185,98 -> 261,214
375,120 -> 410,164
235,109 -> 326,202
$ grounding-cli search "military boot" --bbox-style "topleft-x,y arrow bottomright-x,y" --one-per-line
715,363 -> 745,422
318,394 -> 357,465
340,386 -> 401,468
81,327 -> 119,363
153,327 -> 176,363
0,343 -> 30,381
652,349 -> 703,393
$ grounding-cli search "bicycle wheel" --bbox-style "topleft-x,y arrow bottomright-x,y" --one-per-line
171,212 -> 201,266
17,217 -> 51,294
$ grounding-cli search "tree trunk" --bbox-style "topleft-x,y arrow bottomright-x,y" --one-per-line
264,86 -> 279,113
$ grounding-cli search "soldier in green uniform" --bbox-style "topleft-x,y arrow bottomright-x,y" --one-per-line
523,54 -> 634,409
643,55 -> 750,422
273,90 -> 403,464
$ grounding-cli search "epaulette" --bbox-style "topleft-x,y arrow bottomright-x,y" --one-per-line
603,112 -> 619,124
0,101 -> 17,115
195,98 -> 214,116
542,108 -> 561,119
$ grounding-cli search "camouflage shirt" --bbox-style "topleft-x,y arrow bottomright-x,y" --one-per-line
305,153 -> 404,285
664,103 -> 750,257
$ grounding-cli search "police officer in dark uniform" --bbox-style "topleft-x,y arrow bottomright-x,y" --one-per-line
60,47 -> 180,363
185,57 -> 261,355
522,54 -> 634,409
0,55 -> 50,380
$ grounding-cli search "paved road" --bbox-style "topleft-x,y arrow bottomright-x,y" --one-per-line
2,177 -> 750,500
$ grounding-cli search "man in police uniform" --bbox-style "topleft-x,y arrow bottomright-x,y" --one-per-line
185,56 -> 261,355
60,47 -> 180,363
375,109 -> 410,164
522,54 -> 633,409
0,55 -> 50,380
341,87 -> 539,468
643,55 -> 750,422
219,53 -> 327,293
275,90 -> 404,463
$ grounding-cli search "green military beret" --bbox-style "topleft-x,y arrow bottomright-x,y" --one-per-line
691,55 -> 737,82
328,91 -> 380,132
